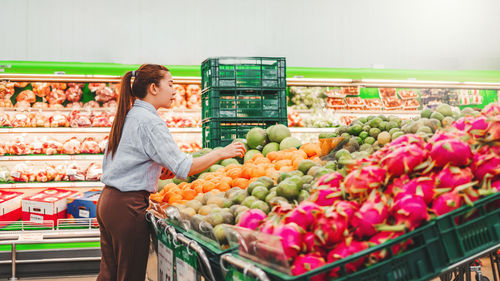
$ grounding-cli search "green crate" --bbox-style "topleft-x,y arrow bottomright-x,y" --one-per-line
234,222 -> 447,281
201,88 -> 287,120
202,118 -> 287,148
434,192 -> 500,265
201,57 -> 286,90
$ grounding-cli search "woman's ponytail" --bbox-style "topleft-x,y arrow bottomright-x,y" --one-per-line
106,71 -> 134,158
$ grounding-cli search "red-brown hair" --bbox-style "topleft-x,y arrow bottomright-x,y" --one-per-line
106,64 -> 169,157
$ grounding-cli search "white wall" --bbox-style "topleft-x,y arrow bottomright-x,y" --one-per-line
1,0 -> 500,70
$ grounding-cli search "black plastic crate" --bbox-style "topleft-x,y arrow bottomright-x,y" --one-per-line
202,118 -> 288,148
201,57 -> 286,90
201,88 -> 287,120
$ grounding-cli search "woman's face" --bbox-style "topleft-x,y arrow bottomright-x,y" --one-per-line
155,71 -> 175,108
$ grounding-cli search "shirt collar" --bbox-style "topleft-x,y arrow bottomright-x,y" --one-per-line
133,99 -> 157,114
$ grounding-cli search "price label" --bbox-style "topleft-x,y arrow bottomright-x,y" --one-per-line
158,232 -> 174,281
18,233 -> 43,241
30,214 -> 44,224
79,209 -> 90,218
174,242 -> 197,281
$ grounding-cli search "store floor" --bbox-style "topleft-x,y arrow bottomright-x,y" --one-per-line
17,257 -> 497,281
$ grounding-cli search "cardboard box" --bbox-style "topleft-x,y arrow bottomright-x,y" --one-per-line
0,190 -> 23,222
22,188 -> 79,225
67,189 -> 101,219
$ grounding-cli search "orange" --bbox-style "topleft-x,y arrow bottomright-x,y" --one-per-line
250,166 -> 267,178
295,149 -> 309,159
167,193 -> 183,204
194,185 -> 203,193
202,181 -> 216,193
225,164 -> 242,171
177,182 -> 188,190
240,164 -> 255,179
300,143 -> 321,157
266,151 -> 279,162
226,168 -> 242,179
279,166 -> 294,172
217,181 -> 231,192
181,189 -> 197,200
203,173 -> 216,181
231,178 -> 250,189
275,159 -> 293,170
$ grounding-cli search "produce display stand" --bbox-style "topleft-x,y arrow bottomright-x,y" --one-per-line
208,193 -> 500,281
0,218 -> 100,280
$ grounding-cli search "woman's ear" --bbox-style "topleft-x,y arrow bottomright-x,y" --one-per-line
149,83 -> 158,96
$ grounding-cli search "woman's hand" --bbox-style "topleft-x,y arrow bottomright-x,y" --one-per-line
218,142 -> 247,159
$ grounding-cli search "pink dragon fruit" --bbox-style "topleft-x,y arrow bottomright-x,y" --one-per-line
482,103 -> 500,117
430,139 -> 472,167
237,209 -> 267,230
367,231 -> 409,264
453,117 -> 467,131
303,232 -> 318,253
316,172 -> 344,188
477,145 -> 500,157
284,201 -> 323,231
385,175 -> 410,197
435,166 -> 474,189
291,253 -> 327,281
391,194 -> 429,230
485,119 -> 500,142
471,153 -> 500,181
313,211 -> 349,248
467,116 -> 489,138
381,144 -> 427,177
327,237 -> 369,277
425,131 -> 469,151
430,191 -> 463,216
395,177 -> 439,205
309,187 -> 343,206
274,223 -> 304,260
389,134 -> 426,148
344,166 -> 387,197
350,193 -> 389,239
333,200 -> 360,220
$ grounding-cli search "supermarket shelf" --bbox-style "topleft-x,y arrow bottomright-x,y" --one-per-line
0,127 -> 200,133
0,182 -> 104,189
0,155 -> 103,161
3,73 -> 500,89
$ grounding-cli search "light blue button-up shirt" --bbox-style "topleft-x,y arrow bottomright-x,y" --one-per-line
101,99 -> 193,193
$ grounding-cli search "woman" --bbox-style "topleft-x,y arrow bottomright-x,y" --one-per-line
97,64 -> 246,281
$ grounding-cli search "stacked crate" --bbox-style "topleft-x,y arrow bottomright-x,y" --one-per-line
201,57 -> 287,148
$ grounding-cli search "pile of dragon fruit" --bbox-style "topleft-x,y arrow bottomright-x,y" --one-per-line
236,103 -> 500,280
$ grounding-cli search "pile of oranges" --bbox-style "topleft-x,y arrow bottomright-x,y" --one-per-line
150,142 -> 322,205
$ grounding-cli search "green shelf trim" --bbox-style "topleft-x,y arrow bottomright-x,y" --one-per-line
2,61 -> 500,83
0,241 -> 99,252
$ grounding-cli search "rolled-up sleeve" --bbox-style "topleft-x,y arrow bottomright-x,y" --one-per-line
143,122 -> 193,180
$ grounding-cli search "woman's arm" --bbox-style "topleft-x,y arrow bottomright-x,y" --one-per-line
188,142 -> 246,176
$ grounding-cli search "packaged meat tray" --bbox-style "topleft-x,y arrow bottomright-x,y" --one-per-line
379,88 -> 398,99
398,89 -> 418,100
325,88 -> 346,98
341,86 -> 359,96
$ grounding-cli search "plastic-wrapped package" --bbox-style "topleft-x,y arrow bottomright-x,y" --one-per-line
95,87 -> 115,103
64,163 -> 86,181
99,136 -> 108,153
49,112 -> 69,127
80,137 -> 100,154
0,166 -> 10,182
61,137 -> 81,154
86,162 -> 102,181
7,137 -> 31,155
83,101 -> 100,109
31,83 -> 51,97
65,85 -> 83,102
47,89 -> 66,105
44,140 -> 62,155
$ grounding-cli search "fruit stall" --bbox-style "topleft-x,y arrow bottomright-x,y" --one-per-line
0,59 -> 499,281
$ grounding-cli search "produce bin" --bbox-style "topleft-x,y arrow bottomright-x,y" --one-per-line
201,88 -> 287,120
202,117 -> 287,148
434,192 -> 500,265
201,57 -> 286,90
226,222 -> 447,281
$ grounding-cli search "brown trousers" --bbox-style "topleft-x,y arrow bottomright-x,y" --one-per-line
96,186 -> 151,281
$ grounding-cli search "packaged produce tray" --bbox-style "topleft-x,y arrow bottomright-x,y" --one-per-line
201,88 -> 286,120
229,222 -> 447,281
434,192 -> 500,265
201,57 -> 286,90
325,97 -> 347,110
341,86 -> 359,96
345,97 -> 365,107
403,99 -> 420,110
379,88 -> 398,99
202,117 -> 287,148
397,89 -> 418,100
325,88 -> 346,98
382,98 -> 403,110
364,98 -> 384,110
